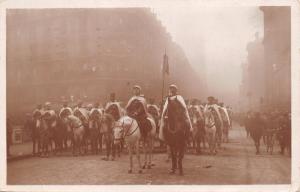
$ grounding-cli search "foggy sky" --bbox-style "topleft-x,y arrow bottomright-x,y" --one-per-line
154,6 -> 264,106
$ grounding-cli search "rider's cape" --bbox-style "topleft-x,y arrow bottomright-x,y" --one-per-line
73,107 -> 89,121
125,96 -> 148,115
158,95 -> 193,141
221,107 -> 231,126
32,109 -> 43,118
59,107 -> 73,118
68,115 -> 83,128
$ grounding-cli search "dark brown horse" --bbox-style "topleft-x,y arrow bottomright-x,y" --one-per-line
163,97 -> 189,175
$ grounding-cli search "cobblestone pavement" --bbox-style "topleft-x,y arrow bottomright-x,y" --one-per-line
7,125 -> 291,185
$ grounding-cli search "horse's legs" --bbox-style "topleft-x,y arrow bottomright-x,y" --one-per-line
255,138 -> 260,154
169,146 -> 176,174
72,138 -> 76,156
98,134 -> 103,153
117,144 -> 121,157
196,137 -> 201,154
178,145 -> 184,175
32,138 -> 36,155
142,139 -> 147,169
128,145 -> 133,173
95,135 -> 99,155
136,141 -> 142,173
105,135 -> 111,159
111,141 -> 116,160
37,137 -> 41,156
149,138 -> 153,167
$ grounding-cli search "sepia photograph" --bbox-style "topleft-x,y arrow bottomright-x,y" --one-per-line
1,0 -> 299,191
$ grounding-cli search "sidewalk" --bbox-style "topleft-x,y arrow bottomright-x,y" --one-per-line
7,141 -> 168,162
7,142 -> 33,161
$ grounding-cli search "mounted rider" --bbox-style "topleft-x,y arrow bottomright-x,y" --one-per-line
125,85 -> 151,138
204,96 -> 223,128
32,104 -> 43,117
73,100 -> 89,128
218,102 -> 231,128
59,100 -> 73,118
43,102 -> 57,125
159,84 -> 193,141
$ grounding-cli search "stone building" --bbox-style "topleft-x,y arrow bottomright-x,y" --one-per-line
260,6 -> 291,111
239,34 -> 265,112
7,8 -> 203,116
239,7 -> 291,113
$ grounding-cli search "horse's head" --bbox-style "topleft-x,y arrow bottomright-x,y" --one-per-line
148,105 -> 158,116
60,108 -> 71,119
33,110 -> 42,120
106,104 -> 120,120
90,109 -> 101,120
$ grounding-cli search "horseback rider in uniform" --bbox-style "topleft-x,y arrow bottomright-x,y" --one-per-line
159,84 -> 193,141
59,100 -> 73,119
125,85 -> 151,139
43,102 -> 57,124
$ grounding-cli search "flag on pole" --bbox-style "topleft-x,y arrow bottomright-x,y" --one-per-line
163,52 -> 169,75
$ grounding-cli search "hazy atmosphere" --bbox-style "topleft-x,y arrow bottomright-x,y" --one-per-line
155,6 -> 264,106
4,1 -> 292,188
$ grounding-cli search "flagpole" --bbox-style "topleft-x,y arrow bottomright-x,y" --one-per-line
161,66 -> 165,109
161,49 -> 166,112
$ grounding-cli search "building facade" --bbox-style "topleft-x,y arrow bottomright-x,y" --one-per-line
7,8 -> 203,116
260,6 -> 291,111
239,7 -> 291,113
239,35 -> 265,112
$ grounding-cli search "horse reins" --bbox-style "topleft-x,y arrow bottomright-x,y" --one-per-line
114,118 -> 137,141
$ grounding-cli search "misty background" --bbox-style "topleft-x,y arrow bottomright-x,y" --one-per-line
154,6 -> 264,107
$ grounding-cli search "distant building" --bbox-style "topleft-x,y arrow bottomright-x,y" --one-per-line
260,6 -> 291,111
239,34 -> 264,112
7,8 -> 203,115
239,7 -> 291,112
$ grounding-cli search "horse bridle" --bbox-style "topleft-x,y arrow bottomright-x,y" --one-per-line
114,118 -> 137,141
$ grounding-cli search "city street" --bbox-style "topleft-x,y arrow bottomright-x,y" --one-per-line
7,124 -> 291,185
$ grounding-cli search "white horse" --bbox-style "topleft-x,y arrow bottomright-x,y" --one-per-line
66,115 -> 85,156
204,109 -> 217,155
113,116 -> 143,174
